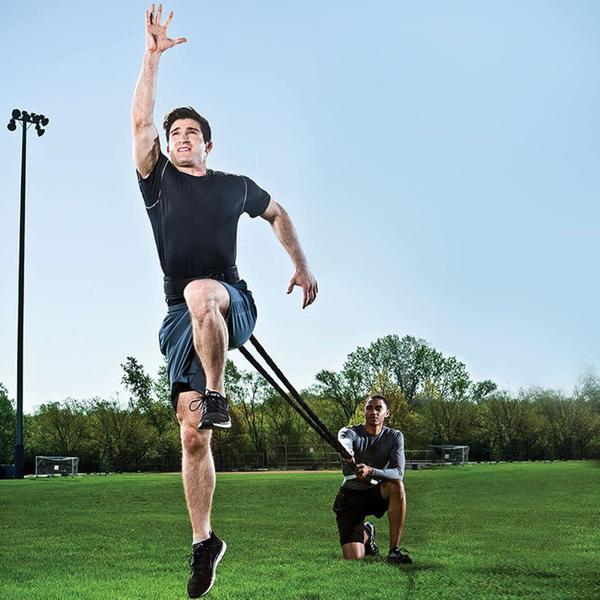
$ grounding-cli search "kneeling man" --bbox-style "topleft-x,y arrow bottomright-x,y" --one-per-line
333,394 -> 412,564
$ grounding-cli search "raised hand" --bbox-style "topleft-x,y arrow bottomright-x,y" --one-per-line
145,3 -> 187,53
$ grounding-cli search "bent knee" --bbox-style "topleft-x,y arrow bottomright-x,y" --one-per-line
180,424 -> 211,455
341,543 -> 365,560
385,478 -> 405,499
184,280 -> 228,320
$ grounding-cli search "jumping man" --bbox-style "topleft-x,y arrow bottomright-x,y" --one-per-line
334,395 -> 412,564
131,5 -> 318,597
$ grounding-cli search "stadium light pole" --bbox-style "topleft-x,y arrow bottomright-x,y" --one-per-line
6,108 -> 50,479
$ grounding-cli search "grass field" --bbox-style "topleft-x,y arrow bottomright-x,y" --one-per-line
0,462 -> 598,600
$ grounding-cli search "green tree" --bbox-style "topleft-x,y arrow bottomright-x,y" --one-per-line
228,366 -> 270,455
529,388 -> 600,459
420,388 -> 479,445
121,356 -> 179,457
263,390 -> 306,450
314,365 -> 368,422
0,383 -> 15,463
478,392 -> 542,460
346,336 -> 428,405
29,400 -> 89,456
317,335 -> 496,421
574,371 -> 600,414
86,398 -> 154,471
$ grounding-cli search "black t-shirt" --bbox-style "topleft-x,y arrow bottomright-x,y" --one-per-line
137,153 -> 270,280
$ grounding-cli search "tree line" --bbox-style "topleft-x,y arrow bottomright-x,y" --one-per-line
1,334 -> 599,473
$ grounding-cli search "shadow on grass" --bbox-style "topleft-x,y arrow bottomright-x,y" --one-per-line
467,564 -> 561,579
397,562 -> 445,573
325,552 -> 445,573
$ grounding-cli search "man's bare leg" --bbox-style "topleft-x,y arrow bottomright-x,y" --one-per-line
341,524 -> 372,559
381,479 -> 407,549
177,391 -> 214,541
177,279 -> 231,538
184,279 -> 230,395
342,541 -> 366,560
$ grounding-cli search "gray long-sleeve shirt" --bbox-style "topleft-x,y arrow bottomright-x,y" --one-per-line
338,425 -> 405,490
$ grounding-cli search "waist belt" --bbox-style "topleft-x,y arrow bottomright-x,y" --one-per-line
343,474 -> 379,487
163,266 -> 240,300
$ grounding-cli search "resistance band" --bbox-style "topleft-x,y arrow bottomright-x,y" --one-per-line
239,335 -> 354,462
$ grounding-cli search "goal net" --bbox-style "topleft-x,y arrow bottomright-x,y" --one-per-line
35,456 -> 79,477
429,445 -> 469,465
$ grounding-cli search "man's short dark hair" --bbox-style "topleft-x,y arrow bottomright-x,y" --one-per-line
366,394 -> 388,408
163,107 -> 212,143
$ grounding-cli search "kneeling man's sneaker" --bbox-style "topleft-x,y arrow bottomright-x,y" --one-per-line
387,547 -> 412,564
187,532 -> 227,598
364,521 -> 379,556
199,390 -> 231,429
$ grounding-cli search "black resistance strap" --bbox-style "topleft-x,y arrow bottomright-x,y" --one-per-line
238,335 -> 354,462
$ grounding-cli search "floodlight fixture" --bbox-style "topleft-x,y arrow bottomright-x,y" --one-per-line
12,109 -> 21,119
7,119 -> 16,131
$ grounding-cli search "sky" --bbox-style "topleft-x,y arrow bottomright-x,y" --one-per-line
1,1 -> 599,413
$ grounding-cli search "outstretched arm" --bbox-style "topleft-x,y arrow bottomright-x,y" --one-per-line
131,3 -> 187,178
260,198 -> 319,309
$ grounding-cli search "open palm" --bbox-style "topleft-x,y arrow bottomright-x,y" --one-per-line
145,3 -> 186,53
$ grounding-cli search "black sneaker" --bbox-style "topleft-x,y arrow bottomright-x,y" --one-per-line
198,390 -> 231,429
364,521 -> 379,556
187,532 -> 227,598
387,547 -> 412,564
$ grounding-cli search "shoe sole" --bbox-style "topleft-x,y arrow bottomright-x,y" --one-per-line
198,420 -> 232,430
364,522 -> 378,556
192,540 -> 227,598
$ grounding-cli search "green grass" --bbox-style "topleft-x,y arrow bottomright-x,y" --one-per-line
0,462 -> 598,599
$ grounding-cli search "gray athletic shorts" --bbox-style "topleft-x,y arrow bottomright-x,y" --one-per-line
158,280 -> 257,410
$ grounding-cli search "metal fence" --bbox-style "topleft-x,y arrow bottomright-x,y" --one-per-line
135,446 -> 457,473
137,445 -> 343,473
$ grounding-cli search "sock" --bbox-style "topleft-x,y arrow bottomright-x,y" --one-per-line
193,535 -> 211,546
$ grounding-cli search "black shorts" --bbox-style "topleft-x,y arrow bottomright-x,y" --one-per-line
332,485 -> 389,545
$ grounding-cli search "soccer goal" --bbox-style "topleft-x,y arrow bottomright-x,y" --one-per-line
35,456 -> 79,477
429,445 -> 469,465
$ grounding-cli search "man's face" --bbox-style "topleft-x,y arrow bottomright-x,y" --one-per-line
364,398 -> 389,427
167,118 -> 212,168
